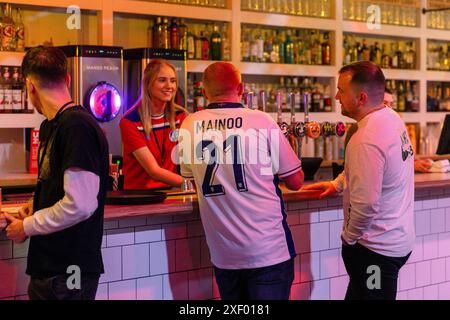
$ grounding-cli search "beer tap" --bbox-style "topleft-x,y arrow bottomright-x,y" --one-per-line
303,92 -> 321,139
287,92 -> 302,157
248,91 -> 255,110
259,90 -> 267,113
276,91 -> 289,137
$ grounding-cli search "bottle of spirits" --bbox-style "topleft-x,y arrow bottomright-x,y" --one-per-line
241,27 -> 250,62
405,81 -> 413,112
391,43 -> 398,68
210,25 -> 222,60
249,32 -> 258,62
178,19 -> 188,51
411,82 -> 420,112
321,31 -> 331,65
1,4 -> 15,51
362,39 -> 370,61
160,17 -> 170,49
194,81 -> 206,111
2,66 -> 12,112
278,30 -> 285,64
200,30 -> 210,60
169,18 -> 180,50
381,43 -> 391,68
186,26 -> 196,59
397,81 -> 406,112
221,25 -> 231,61
12,66 -> 21,112
152,17 -> 162,48
15,8 -> 25,52
284,30 -> 294,64
256,32 -> 264,63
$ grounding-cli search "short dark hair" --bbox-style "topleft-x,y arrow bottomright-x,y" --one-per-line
339,61 -> 385,105
22,46 -> 68,87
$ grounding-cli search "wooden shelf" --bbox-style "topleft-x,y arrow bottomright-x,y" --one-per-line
382,69 -> 422,81
2,0 -> 102,10
238,62 -> 337,77
240,10 -> 337,30
0,113 -> 44,129
187,60 -> 218,73
426,71 -> 450,82
112,0 -> 232,21
342,20 -> 421,39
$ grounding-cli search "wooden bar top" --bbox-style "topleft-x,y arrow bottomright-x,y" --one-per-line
2,173 -> 449,221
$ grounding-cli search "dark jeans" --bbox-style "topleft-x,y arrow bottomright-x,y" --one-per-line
213,258 -> 294,300
28,273 -> 100,300
342,242 -> 411,300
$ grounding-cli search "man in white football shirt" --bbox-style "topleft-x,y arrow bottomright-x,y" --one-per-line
303,61 -> 415,300
178,62 -> 304,300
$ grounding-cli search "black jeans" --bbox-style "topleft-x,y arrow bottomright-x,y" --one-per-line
28,273 -> 100,300
213,258 -> 294,300
342,242 -> 411,300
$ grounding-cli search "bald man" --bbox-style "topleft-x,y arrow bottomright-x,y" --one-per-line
178,62 -> 304,300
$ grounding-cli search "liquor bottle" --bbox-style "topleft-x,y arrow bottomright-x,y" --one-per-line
391,43 -> 398,68
404,41 -> 415,69
178,19 -> 188,51
147,19 -> 153,48
263,32 -> 272,63
323,85 -> 332,112
436,84 -> 443,111
373,42 -> 382,66
396,42 -> 404,69
381,43 -> 391,68
271,31 -> 280,63
15,8 -> 25,52
405,81 -> 413,112
186,26 -> 196,59
1,4 -> 15,51
278,31 -> 285,64
193,81 -> 206,111
256,32 -> 264,63
0,66 -> 4,112
210,25 -> 222,60
249,32 -> 258,62
2,66 -> 12,112
311,81 -> 322,112
11,67 -> 21,112
397,81 -> 406,112
411,82 -> 420,112
361,39 -> 370,61
241,28 -> 250,62
170,18 -> 180,50
321,32 -> 331,65
221,26 -> 231,61
200,30 -> 210,60
160,17 -> 170,49
152,17 -> 162,48
284,30 -> 294,64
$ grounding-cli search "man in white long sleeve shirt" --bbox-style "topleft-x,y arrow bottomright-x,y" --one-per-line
303,61 -> 415,300
1,46 -> 109,300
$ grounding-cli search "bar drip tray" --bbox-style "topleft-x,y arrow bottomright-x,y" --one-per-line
105,190 -> 167,205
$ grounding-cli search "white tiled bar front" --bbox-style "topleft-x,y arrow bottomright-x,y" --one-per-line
1,180 -> 450,300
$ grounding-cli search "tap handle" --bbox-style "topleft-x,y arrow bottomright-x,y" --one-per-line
335,121 -> 346,137
322,122 -> 334,137
306,121 -> 321,139
259,90 -> 267,112
276,91 -> 283,123
303,92 -> 310,123
248,91 -> 254,110
289,92 -> 296,123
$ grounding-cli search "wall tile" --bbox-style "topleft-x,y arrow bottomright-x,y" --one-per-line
187,221 -> 205,238
150,241 -> 175,276
399,263 -> 415,291
414,200 -> 422,211
175,238 -> 201,272
300,252 -> 320,282
299,210 -> 319,225
108,279 -> 136,300
396,291 -> 407,300
163,272 -> 188,300
423,234 -> 439,260
438,232 -> 450,258
415,261 -> 431,287
446,208 -> 450,232
100,247 -> 122,283
438,281 -> 450,300
310,222 -> 329,252
329,220 -> 343,250
437,197 -> 450,208
200,237 -> 212,268
162,222 -> 187,241
103,220 -> 118,230
447,257 -> 450,282
106,228 -> 134,247
95,283 -> 108,300
0,258 -> 29,298
319,209 -> 339,222
135,225 -> 162,243
296,224 -> 311,254
415,210 -> 431,237
407,237 -> 423,264
137,276 -> 163,300
431,258 -> 446,285
308,199 -> 328,209
147,215 -> 173,225
12,239 -> 29,259
122,244 -> 150,280
173,213 -> 200,223
430,208 -> 446,234
288,201 -> 308,211
423,284 -> 438,300
286,212 -> 299,226
118,217 -> 147,228
407,288 -> 423,300
327,197 -> 342,207
310,279 -> 330,300
330,275 -> 349,300
423,199 -> 438,210
290,282 -> 311,300
320,249 -> 340,279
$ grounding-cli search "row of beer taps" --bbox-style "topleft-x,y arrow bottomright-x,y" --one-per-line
244,91 -> 347,158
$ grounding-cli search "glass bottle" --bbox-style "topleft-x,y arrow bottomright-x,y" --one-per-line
1,4 -> 15,51
200,30 -> 210,60
169,18 -> 179,50
178,19 -> 188,51
12,67 -> 21,112
152,17 -> 162,48
160,17 -> 170,49
210,25 -> 222,60
221,25 -> 231,61
284,30 -> 294,64
15,8 -> 25,52
321,31 -> 331,65
186,25 -> 196,59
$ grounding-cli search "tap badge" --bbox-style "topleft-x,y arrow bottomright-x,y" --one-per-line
307,121 -> 321,139
335,122 -> 346,137
322,122 -> 333,137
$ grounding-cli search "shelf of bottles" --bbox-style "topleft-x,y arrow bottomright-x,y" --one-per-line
241,0 -> 333,18
148,16 -> 230,61
241,24 -> 332,65
427,40 -> 450,71
342,0 -> 419,27
137,0 -> 227,9
0,65 -> 30,114
386,79 -> 420,112
427,81 -> 450,112
343,33 -> 417,69
0,3 -> 25,52
427,0 -> 450,30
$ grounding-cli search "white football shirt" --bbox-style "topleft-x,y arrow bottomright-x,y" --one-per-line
179,103 -> 302,269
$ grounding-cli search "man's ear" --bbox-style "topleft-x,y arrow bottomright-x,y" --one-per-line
65,73 -> 71,88
237,82 -> 244,96
202,88 -> 209,101
359,91 -> 369,106
27,79 -> 37,94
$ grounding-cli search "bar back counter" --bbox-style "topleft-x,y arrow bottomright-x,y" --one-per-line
1,173 -> 450,300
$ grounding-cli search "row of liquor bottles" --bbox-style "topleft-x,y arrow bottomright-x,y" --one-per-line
343,34 -> 416,69
148,0 -> 226,8
241,0 -> 332,18
427,41 -> 450,71
241,27 -> 331,65
427,5 -> 450,30
343,0 -> 418,27
0,65 -> 30,113
0,3 -> 25,52
385,80 -> 419,113
427,82 -> 450,112
149,17 -> 230,61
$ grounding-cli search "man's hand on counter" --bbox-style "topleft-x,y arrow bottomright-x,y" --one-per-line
3,213 -> 28,243
301,181 -> 337,199
18,200 -> 34,219
0,212 -> 7,231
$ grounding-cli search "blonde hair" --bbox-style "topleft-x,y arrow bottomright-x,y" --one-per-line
139,59 -> 187,137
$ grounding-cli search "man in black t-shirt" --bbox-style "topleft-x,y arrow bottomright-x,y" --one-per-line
2,46 -> 109,300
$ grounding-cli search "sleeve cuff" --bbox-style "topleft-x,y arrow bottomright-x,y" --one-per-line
278,165 -> 302,178
341,231 -> 357,245
23,215 -> 37,237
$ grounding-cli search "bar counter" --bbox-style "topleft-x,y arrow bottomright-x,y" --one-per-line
1,173 -> 450,300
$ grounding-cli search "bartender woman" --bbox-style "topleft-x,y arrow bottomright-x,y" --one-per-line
120,59 -> 188,189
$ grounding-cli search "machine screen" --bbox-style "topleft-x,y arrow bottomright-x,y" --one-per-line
88,82 -> 122,122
